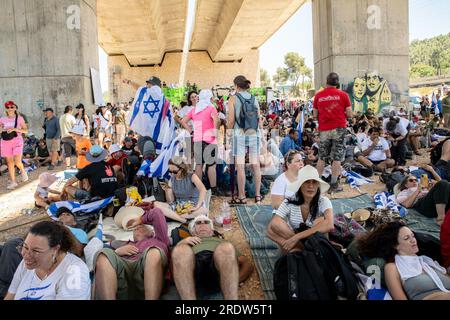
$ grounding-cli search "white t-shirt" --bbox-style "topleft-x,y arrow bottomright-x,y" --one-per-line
9,253 -> 91,300
356,132 -> 368,144
99,111 -> 112,128
276,197 -> 333,230
271,173 -> 296,199
361,137 -> 390,161
178,105 -> 193,127
383,117 -> 409,136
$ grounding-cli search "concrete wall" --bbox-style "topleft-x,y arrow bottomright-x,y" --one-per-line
109,50 -> 260,104
0,0 -> 99,135
312,0 -> 409,105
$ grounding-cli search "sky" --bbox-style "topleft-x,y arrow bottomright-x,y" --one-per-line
99,0 -> 450,92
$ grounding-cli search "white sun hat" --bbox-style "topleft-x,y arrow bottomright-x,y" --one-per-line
286,165 -> 330,194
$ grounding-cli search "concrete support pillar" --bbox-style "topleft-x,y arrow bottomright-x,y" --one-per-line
312,0 -> 409,113
0,0 -> 99,134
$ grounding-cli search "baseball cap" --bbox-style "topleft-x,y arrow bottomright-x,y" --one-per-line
43,108 -> 54,113
109,144 -> 122,155
104,137 -> 112,143
146,76 -> 161,87
124,137 -> 132,143
4,101 -> 17,108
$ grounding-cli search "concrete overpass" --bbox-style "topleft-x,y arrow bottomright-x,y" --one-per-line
0,0 -> 410,133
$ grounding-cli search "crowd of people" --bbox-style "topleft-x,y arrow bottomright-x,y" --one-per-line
0,72 -> 449,300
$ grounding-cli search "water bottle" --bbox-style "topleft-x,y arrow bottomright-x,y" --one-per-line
222,201 -> 232,231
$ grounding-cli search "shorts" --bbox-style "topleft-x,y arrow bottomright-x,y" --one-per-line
61,137 -> 76,157
74,189 -> 91,201
318,128 -> 347,162
0,137 -> 23,158
94,247 -> 168,300
194,141 -> 217,167
194,251 -> 221,295
46,139 -> 61,152
99,127 -> 113,135
232,132 -> 261,157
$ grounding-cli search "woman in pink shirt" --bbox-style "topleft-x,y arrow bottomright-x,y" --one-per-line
181,89 -> 220,195
0,101 -> 29,189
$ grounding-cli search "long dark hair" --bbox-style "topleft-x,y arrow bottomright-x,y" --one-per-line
386,116 -> 399,132
76,104 -> 87,127
399,175 -> 415,192
234,75 -> 251,90
288,185 -> 321,221
357,221 -> 406,262
29,221 -> 75,253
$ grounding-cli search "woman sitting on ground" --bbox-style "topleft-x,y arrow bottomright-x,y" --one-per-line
267,165 -> 334,254
357,221 -> 450,300
270,150 -> 304,210
396,173 -> 449,225
4,221 -> 91,300
154,157 -> 208,223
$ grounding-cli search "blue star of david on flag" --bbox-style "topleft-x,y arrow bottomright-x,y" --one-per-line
143,96 -> 160,118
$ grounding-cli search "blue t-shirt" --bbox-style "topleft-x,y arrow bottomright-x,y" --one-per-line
68,226 -> 89,245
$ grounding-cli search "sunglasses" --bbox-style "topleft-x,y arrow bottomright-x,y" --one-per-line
195,220 -> 210,225
5,106 -> 15,109
408,178 -> 418,182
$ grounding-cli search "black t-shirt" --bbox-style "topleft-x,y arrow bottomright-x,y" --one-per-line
75,161 -> 118,198
37,146 -> 49,158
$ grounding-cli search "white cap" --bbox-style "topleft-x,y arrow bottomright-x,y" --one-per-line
109,144 -> 122,155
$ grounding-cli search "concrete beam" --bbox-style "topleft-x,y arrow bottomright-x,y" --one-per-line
97,0 -> 187,66
0,0 -> 99,135
191,0 -> 306,61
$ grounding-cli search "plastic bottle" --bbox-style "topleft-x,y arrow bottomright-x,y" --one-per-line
222,201 -> 232,231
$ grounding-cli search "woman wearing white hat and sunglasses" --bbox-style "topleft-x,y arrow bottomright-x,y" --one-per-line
267,165 -> 335,254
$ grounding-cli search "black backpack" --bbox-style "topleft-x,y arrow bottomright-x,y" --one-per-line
235,93 -> 258,132
121,154 -> 141,186
274,233 -> 360,300
133,176 -> 166,202
380,170 -> 406,193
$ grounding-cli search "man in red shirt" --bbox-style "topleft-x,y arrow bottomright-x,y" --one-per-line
107,144 -> 128,174
313,73 -> 353,193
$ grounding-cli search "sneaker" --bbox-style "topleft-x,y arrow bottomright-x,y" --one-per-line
21,171 -> 29,182
328,182 -> 343,194
7,182 -> 18,190
56,160 -> 63,167
48,165 -> 55,170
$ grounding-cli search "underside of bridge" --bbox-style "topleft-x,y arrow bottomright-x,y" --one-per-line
0,0 -> 410,133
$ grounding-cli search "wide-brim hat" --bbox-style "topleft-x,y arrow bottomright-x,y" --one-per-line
114,206 -> 145,230
351,208 -> 371,222
86,145 -> 107,163
38,172 -> 58,188
286,165 -> 330,194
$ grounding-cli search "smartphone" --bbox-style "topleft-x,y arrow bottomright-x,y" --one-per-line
420,174 -> 429,189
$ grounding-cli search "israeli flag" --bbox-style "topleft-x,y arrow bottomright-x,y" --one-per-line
129,85 -> 176,153
47,197 -> 114,220
136,159 -> 152,177
373,191 -> 407,217
297,107 -> 304,146
149,130 -> 189,178
342,170 -> 373,191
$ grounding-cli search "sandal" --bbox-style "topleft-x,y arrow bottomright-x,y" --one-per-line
255,195 -> 264,205
228,197 -> 247,206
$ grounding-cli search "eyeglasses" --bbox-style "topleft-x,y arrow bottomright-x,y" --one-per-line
195,220 -> 210,225
5,106 -> 15,110
408,178 -> 418,182
17,244 -> 52,257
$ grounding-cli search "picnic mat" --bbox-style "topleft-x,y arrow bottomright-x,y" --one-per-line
404,209 -> 440,240
235,194 -> 374,300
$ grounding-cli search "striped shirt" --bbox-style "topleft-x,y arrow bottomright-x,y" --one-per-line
275,196 -> 333,230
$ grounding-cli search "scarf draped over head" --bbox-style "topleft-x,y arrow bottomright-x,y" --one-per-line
195,89 -> 213,114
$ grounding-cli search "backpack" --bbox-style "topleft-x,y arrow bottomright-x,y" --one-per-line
273,233 -> 360,300
235,93 -> 258,132
133,176 -> 166,202
380,170 -> 405,193
121,154 -> 141,186
430,138 -> 450,165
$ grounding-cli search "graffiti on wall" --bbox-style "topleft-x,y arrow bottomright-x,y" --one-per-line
346,72 -> 392,114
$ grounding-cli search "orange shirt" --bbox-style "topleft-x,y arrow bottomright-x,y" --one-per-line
76,138 -> 92,169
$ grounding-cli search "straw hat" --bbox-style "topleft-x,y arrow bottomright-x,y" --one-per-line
114,206 -> 144,230
351,208 -> 371,222
38,172 -> 58,188
286,165 -> 330,194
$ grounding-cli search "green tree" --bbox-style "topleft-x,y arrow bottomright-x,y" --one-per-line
273,67 -> 288,87
260,69 -> 271,88
410,64 -> 436,79
274,52 -> 313,98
